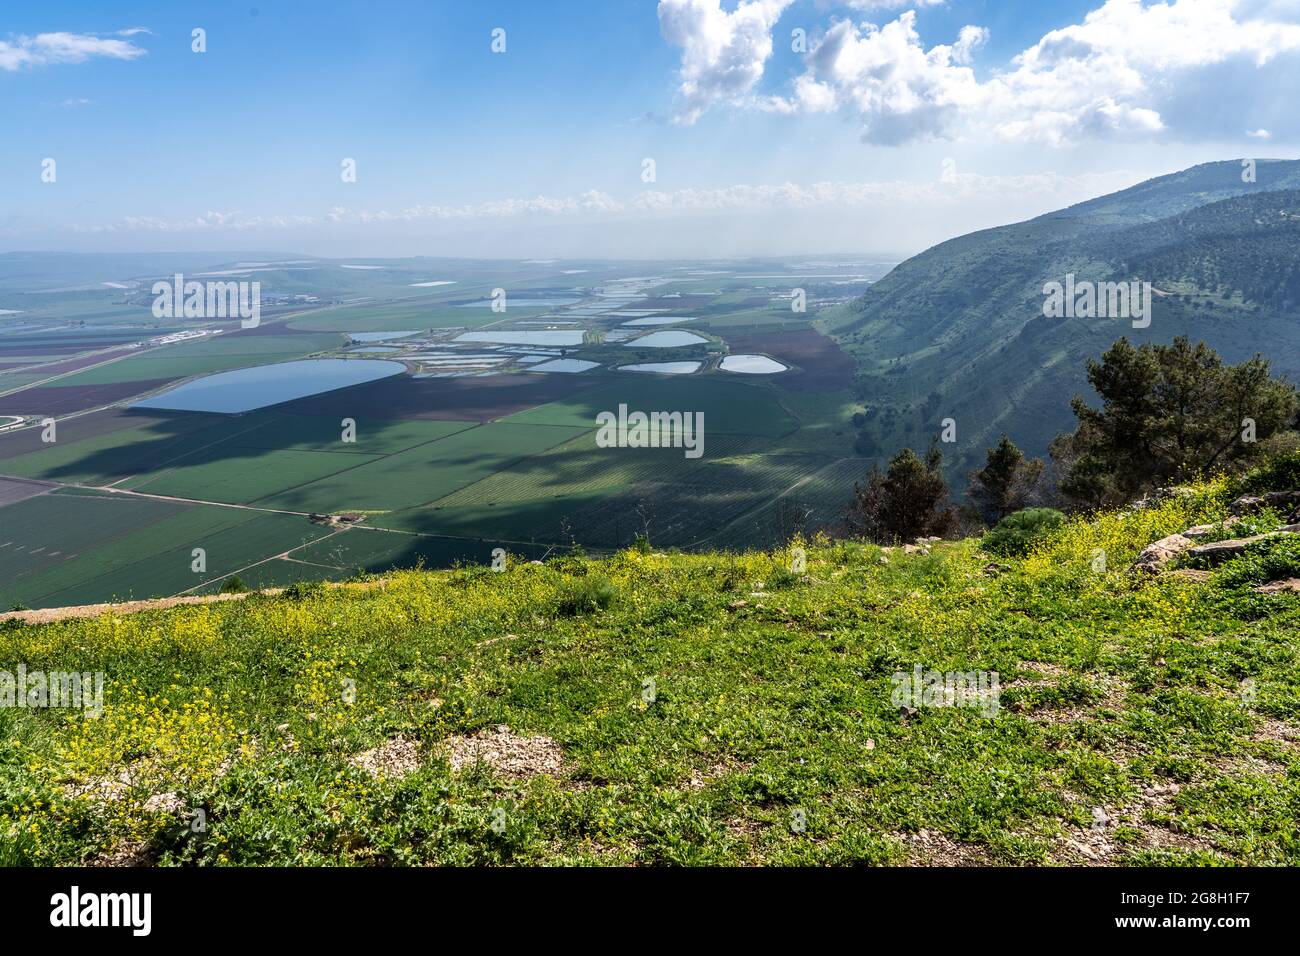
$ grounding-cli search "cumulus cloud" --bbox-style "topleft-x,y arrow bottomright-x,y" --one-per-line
781,12 -> 987,143
845,0 -> 948,9
663,0 -> 1300,145
0,31 -> 146,71
658,0 -> 794,124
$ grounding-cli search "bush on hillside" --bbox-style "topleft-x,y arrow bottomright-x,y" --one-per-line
968,435 -> 1047,524
1240,450 -> 1300,493
556,575 -> 618,615
1052,337 -> 1297,508
842,444 -> 956,544
981,508 -> 1068,557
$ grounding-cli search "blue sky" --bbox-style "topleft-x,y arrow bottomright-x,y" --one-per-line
3,0 -> 1298,258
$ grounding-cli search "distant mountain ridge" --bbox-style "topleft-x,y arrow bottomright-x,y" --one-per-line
820,159 -> 1300,478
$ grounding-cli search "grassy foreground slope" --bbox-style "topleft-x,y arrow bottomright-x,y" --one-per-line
2,479 -> 1298,866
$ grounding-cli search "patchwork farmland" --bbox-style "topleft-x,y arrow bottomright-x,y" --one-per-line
0,254 -> 878,609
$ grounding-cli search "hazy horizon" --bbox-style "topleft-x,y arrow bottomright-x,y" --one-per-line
5,0 -> 1300,258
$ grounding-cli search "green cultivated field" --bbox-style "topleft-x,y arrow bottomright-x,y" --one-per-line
258,421 -> 588,513
0,414 -> 237,485
504,377 -> 798,437
0,492 -> 184,586
0,413 -> 475,492
288,299 -> 547,333
36,333 -> 344,387
381,430 -> 776,539
2,490 -> 332,608
127,448 -> 387,504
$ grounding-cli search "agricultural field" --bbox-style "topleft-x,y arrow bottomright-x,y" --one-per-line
0,254 -> 877,608
0,488 -> 334,609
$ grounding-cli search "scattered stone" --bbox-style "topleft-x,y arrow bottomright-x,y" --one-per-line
90,840 -> 153,868
1228,490 -> 1300,516
445,724 -> 565,779
1130,486 -> 1195,511
1133,533 -> 1193,572
143,792 -> 185,814
351,736 -> 422,780
1187,529 -> 1297,564
1166,568 -> 1212,583
1182,518 -> 1240,539
1070,839 -> 1100,860
1254,578 -> 1300,594
896,828 -> 990,866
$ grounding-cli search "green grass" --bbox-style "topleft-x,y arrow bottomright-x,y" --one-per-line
3,473 -> 1298,866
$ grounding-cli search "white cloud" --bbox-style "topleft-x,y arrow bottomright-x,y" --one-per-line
663,0 -> 1300,145
846,0 -> 947,9
1248,127 -> 1273,137
0,31 -> 146,71
658,0 -> 794,124
70,170 -> 1140,234
782,12 -> 987,143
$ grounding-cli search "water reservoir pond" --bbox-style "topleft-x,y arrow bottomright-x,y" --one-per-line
620,316 -> 698,327
531,359 -> 600,373
618,362 -> 701,374
133,359 -> 405,413
719,354 -> 788,374
455,330 -> 584,346
624,331 -> 708,348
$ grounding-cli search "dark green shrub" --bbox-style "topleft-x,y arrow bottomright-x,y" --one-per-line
220,576 -> 249,594
282,580 -> 327,601
556,575 -> 618,615
980,508 -> 1067,557
1240,450 -> 1300,493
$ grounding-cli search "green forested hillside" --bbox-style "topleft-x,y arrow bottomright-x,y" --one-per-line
821,160 -> 1300,477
